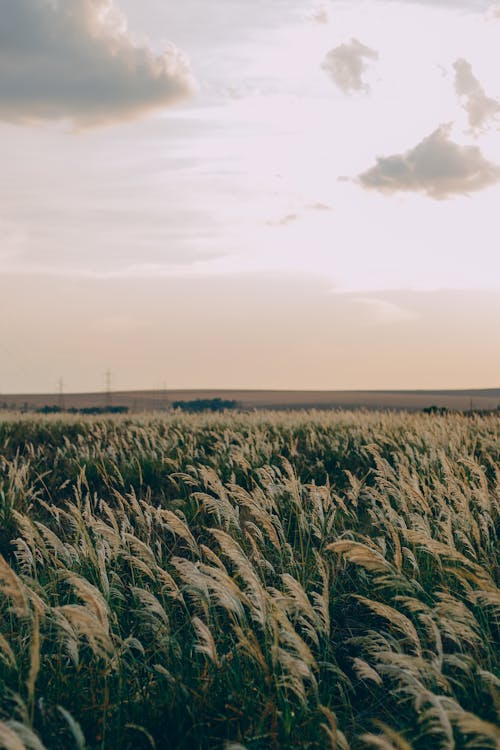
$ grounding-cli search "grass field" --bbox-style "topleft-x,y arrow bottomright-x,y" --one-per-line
0,411 -> 499,749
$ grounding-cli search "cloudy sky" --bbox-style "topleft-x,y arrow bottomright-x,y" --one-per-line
1,0 -> 500,393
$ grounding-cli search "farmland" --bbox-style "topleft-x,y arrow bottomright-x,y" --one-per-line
0,411 -> 499,749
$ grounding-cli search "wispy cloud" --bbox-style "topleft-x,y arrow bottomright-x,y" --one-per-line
453,58 -> 500,133
306,202 -> 333,212
310,7 -> 329,24
322,38 -> 378,93
353,297 -> 420,325
357,124 -> 500,199
0,0 -> 196,127
266,213 -> 299,227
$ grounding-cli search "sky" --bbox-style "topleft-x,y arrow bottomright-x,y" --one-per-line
1,0 -> 500,393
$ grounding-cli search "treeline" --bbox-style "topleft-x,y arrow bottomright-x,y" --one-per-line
37,405 -> 129,415
172,397 -> 239,413
423,404 -> 500,415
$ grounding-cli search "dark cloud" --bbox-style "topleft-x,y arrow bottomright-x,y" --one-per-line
322,38 -> 378,93
357,124 -> 500,199
453,58 -> 500,132
0,0 -> 196,126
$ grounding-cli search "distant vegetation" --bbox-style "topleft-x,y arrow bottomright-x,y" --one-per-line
172,397 -> 239,412
422,405 -> 450,415
0,411 -> 498,749
37,405 -> 129,415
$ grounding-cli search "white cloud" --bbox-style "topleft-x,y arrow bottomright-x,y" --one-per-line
453,58 -> 500,132
353,297 -> 420,325
322,38 -> 379,93
357,124 -> 500,199
0,0 -> 196,126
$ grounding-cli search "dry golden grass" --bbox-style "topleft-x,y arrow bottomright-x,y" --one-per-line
0,410 -> 498,749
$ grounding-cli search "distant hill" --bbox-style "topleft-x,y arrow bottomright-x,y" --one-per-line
1,388 -> 500,412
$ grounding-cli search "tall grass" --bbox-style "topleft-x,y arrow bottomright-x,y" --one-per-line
0,411 -> 498,749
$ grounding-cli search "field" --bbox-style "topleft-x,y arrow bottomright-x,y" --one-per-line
0,411 -> 499,750
3,388 -> 500,413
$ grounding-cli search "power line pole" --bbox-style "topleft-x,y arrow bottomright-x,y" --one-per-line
58,377 -> 65,411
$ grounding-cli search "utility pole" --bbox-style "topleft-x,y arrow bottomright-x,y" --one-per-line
58,377 -> 65,411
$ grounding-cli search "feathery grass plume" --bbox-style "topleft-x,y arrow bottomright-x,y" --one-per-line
99,499 -> 121,538
121,552 -> 157,581
131,587 -> 170,630
361,722 -> 414,750
228,484 -> 281,550
354,596 -> 422,656
55,605 -> 114,660
200,543 -> 228,572
0,721 -> 46,750
280,573 -> 318,626
156,567 -> 183,600
375,651 -> 451,692
195,466 -> 239,530
341,470 -> 363,511
192,616 -> 220,667
311,549 -> 330,634
156,509 -> 199,556
170,556 -> 211,615
404,529 -> 493,582
51,608 -> 80,666
433,591 -> 482,649
319,705 -> 351,750
57,707 -> 86,750
327,540 -> 392,574
197,562 -> 249,621
33,521 -> 74,566
416,612 -> 444,671
123,533 -> 157,568
273,605 -> 318,704
459,458 -> 492,512
26,609 -> 40,723
0,721 -> 26,750
232,624 -> 270,678
415,692 -> 456,750
64,572 -> 110,630
0,632 -> 16,669
449,708 -> 500,748
280,458 -> 303,509
352,658 -> 383,686
10,538 -> 35,578
0,554 -> 30,618
467,588 -> 500,615
209,528 -> 268,629
271,588 -> 320,649
87,518 -> 121,555
276,648 -> 315,706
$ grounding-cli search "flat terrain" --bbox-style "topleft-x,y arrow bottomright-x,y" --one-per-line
2,387 -> 500,411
